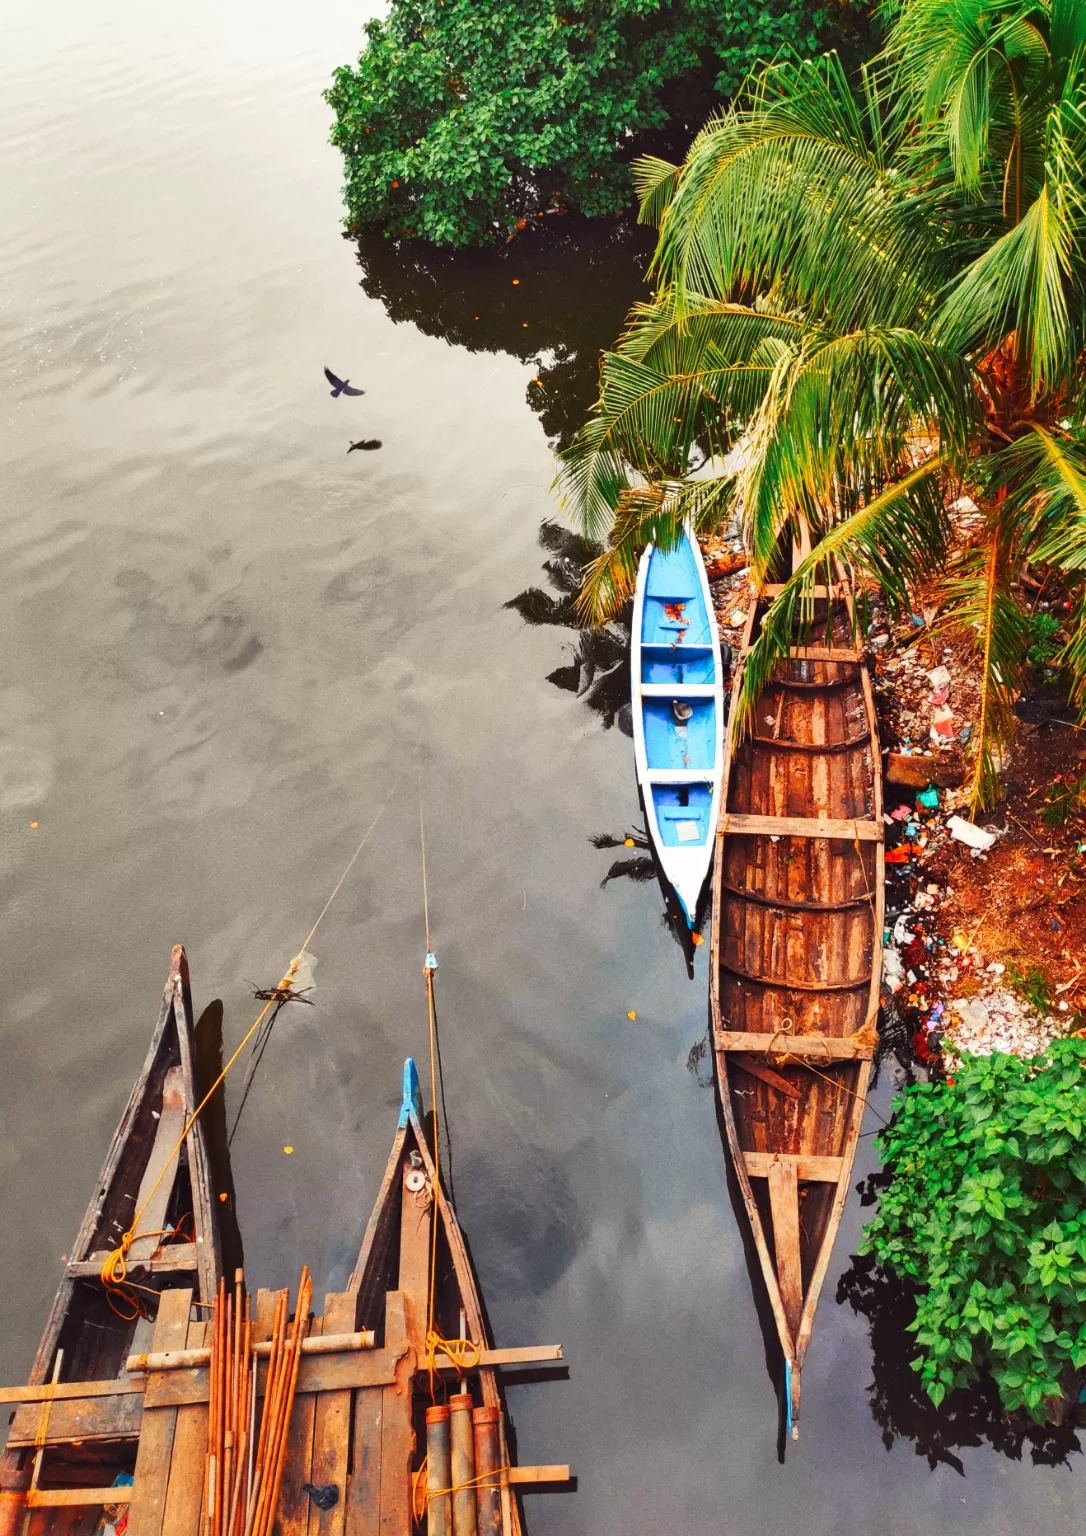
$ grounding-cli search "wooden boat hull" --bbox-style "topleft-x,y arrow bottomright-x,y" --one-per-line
631,528 -> 724,925
0,945 -> 223,1526
709,584 -> 883,1437
347,1058 -> 526,1536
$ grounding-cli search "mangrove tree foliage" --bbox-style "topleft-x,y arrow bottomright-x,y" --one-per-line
325,0 -> 857,247
560,0 -> 1086,807
860,1040 -> 1086,1420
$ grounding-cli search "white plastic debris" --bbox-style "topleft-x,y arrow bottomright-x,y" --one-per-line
946,815 -> 999,851
882,945 -> 905,992
926,665 -> 952,692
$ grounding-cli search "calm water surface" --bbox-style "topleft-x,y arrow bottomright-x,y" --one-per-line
1,3 -> 1082,1531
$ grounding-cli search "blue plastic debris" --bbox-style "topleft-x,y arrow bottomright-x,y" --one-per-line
916,786 -> 940,809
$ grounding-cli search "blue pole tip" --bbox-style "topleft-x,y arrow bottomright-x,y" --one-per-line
399,1058 -> 422,1127
424,951 -> 439,970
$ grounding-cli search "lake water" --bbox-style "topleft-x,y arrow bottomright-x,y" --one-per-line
0,2 -> 1081,1530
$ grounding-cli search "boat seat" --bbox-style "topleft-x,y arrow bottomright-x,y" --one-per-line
658,806 -> 705,821
127,1066 -> 188,1265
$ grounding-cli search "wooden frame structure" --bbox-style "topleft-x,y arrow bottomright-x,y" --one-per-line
0,965 -> 570,1534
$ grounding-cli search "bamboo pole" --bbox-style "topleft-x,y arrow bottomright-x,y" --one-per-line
254,1269 -> 311,1536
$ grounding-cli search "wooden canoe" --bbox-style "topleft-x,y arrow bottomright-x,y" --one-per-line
0,944 -> 223,1526
347,1059 -> 529,1536
631,526 -> 725,925
709,581 -> 884,1439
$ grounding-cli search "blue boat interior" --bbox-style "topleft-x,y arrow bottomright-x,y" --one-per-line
640,539 -> 714,650
651,783 -> 714,847
642,698 -> 717,771
640,648 -> 716,685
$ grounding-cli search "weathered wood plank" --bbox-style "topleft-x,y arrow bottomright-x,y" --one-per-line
506,1466 -> 571,1485
379,1293 -> 414,1536
127,1068 -> 187,1265
767,1160 -> 803,1337
128,1287 -> 193,1536
67,1244 -> 198,1278
786,647 -> 862,661
732,1055 -> 802,1100
345,1387 -> 383,1536
398,1164 -> 430,1358
744,1152 -> 844,1182
716,1032 -> 874,1059
142,1342 -> 410,1409
722,813 -> 881,840
25,1487 -> 132,1508
160,1397 -> 207,1536
306,1296 -> 357,1536
7,1392 -> 142,1446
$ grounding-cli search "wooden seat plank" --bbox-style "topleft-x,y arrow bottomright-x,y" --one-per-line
767,1161 -> 803,1337
716,1032 -> 875,1059
786,646 -> 863,661
721,813 -> 880,840
128,1067 -> 187,1265
744,1152 -> 844,1182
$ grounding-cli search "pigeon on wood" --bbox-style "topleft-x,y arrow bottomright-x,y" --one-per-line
324,366 -> 364,397
348,439 -> 383,452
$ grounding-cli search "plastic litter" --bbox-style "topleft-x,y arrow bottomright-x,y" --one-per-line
916,786 -> 940,809
946,815 -> 999,850
925,665 -> 951,692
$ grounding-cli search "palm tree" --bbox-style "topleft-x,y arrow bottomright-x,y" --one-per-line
560,0 -> 1086,806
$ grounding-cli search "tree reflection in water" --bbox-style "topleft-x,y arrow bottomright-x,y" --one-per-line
838,1219 -> 1082,1471
505,520 -> 633,734
352,214 -> 654,450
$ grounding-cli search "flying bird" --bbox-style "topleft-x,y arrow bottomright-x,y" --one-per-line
324,366 -> 364,397
348,439 -> 382,453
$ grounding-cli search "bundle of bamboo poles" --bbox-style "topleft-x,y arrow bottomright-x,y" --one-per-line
202,1266 -> 313,1536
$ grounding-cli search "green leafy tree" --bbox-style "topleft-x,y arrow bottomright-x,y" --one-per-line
860,1040 -> 1086,1419
325,0 -> 859,248
560,0 -> 1086,807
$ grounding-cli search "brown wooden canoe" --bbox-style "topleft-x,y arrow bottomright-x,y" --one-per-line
0,944 -> 223,1527
709,580 -> 884,1439
346,1059 -> 529,1536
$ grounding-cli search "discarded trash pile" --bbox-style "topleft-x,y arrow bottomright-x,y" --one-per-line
871,608 -> 1084,1068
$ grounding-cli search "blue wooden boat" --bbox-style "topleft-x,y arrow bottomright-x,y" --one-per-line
631,528 -> 724,926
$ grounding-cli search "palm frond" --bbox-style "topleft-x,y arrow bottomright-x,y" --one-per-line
633,155 -> 681,227
735,461 -> 948,731
937,177 -> 1074,395
651,55 -> 942,331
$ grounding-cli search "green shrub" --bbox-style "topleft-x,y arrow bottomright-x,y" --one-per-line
325,0 -> 862,247
860,1039 -> 1086,1420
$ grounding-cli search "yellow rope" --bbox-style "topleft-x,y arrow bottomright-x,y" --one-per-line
100,791 -> 394,1313
411,1454 -> 510,1529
